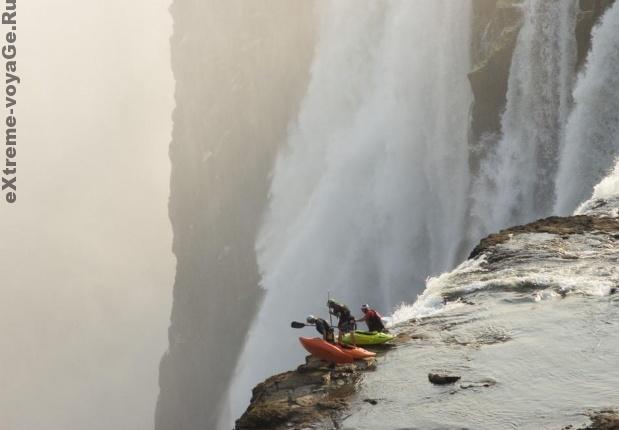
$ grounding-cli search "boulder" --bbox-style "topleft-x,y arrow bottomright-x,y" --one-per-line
428,373 -> 462,385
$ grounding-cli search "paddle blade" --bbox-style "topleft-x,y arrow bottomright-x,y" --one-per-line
291,321 -> 306,329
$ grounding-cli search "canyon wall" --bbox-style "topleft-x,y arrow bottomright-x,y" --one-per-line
156,3 -> 319,429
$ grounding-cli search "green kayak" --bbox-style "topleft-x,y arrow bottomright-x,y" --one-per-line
341,330 -> 395,346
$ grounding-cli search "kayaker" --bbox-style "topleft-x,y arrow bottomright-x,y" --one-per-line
357,304 -> 386,332
327,299 -> 356,345
306,315 -> 335,343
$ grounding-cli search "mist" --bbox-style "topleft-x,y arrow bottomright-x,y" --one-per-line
155,2 -> 322,429
0,1 -> 174,429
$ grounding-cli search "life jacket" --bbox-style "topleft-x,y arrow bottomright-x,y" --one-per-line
365,309 -> 385,331
315,318 -> 335,342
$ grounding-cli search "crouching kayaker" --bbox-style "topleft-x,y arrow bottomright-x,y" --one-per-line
327,299 -> 356,345
306,315 -> 335,343
357,304 -> 386,332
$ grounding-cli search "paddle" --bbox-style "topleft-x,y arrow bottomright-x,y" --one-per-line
291,321 -> 338,329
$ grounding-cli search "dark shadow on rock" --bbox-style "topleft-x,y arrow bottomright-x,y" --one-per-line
428,373 -> 461,385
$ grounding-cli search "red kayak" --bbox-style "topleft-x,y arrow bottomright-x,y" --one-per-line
299,337 -> 376,364
337,343 -> 376,360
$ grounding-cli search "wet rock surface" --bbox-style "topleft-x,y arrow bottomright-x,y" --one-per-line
583,409 -> 619,429
469,215 -> 619,259
342,207 -> 618,428
428,373 -> 461,385
235,356 -> 376,430
564,409 -> 619,430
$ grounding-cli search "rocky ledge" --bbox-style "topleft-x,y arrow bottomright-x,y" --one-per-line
235,356 -> 376,430
583,409 -> 619,430
564,409 -> 619,430
236,210 -> 619,429
469,215 -> 619,259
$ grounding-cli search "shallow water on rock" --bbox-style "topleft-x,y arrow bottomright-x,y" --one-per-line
343,291 -> 619,429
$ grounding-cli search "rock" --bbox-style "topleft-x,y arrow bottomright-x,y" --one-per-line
469,215 -> 619,259
469,0 -> 523,160
316,400 -> 346,410
578,409 -> 619,429
363,398 -> 379,405
576,0 -> 617,70
428,373 -> 462,385
235,357 -> 375,430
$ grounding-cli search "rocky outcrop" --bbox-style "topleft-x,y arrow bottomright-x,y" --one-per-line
235,204 -> 618,426
565,409 -> 619,429
576,0 -> 617,69
469,0 -> 523,150
469,215 -> 619,259
583,409 -> 619,429
235,356 -> 376,430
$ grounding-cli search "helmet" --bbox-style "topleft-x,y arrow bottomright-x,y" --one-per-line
306,315 -> 317,324
361,304 -> 369,312
327,299 -> 336,307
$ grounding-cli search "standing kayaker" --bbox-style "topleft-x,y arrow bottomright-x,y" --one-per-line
306,315 -> 335,343
327,299 -> 356,345
357,304 -> 386,332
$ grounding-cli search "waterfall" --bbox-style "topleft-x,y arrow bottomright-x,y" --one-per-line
554,1 -> 619,214
469,0 -> 577,238
258,0 -> 473,313
228,0 -> 473,424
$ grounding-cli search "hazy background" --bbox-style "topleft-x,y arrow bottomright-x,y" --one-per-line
155,2 -> 321,429
0,1 -> 174,429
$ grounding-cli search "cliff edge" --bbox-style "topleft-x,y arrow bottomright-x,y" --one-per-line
235,356 -> 377,430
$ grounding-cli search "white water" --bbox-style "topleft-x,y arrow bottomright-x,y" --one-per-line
470,0 -> 577,239
257,1 -> 473,309
584,160 -> 619,203
392,158 -> 619,335
229,0 -> 473,424
576,159 -> 619,216
555,1 -> 619,214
